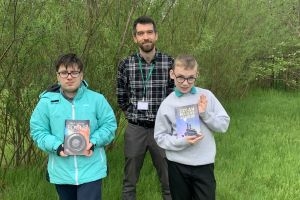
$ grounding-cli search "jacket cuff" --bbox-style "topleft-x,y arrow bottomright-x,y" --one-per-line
56,144 -> 64,156
89,143 -> 95,151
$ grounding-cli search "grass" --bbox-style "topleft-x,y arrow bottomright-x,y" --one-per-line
215,89 -> 300,200
1,89 -> 300,200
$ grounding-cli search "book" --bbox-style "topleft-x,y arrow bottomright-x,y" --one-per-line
63,120 -> 90,155
175,104 -> 201,138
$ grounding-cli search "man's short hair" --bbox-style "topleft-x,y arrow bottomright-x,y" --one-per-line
133,16 -> 157,35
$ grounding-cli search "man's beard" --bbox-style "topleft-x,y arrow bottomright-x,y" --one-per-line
139,42 -> 155,53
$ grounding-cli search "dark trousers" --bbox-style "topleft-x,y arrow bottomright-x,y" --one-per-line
55,179 -> 102,200
168,160 -> 216,200
122,123 -> 171,200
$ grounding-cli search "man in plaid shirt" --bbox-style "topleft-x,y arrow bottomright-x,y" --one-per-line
117,16 -> 174,200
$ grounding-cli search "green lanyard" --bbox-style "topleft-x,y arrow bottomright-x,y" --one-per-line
138,58 -> 155,99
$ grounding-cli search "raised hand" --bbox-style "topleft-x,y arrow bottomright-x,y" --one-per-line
198,94 -> 207,113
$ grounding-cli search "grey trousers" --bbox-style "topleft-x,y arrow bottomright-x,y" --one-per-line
122,123 -> 171,200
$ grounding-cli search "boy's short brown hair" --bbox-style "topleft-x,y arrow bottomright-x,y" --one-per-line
173,54 -> 198,70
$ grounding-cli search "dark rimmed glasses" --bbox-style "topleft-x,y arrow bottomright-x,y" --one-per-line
57,71 -> 81,78
173,73 -> 197,84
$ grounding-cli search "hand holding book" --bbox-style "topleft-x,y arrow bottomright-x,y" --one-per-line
63,120 -> 92,156
82,142 -> 94,156
185,134 -> 204,145
57,142 -> 94,157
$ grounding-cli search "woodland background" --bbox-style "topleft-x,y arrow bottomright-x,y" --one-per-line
0,0 -> 299,195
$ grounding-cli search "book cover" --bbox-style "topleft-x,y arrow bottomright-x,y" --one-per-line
63,120 -> 90,155
175,104 -> 201,138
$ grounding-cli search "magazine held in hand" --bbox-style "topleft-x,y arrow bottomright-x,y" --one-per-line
175,104 -> 201,138
64,120 -> 90,155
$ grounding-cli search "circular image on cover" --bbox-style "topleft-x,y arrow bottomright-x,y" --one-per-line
66,133 -> 87,154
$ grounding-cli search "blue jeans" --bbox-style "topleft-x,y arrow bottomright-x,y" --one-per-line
55,179 -> 102,200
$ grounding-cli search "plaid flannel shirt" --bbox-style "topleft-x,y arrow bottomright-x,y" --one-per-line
117,50 -> 174,123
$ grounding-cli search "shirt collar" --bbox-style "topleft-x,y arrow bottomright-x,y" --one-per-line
137,50 -> 158,63
175,86 -> 197,97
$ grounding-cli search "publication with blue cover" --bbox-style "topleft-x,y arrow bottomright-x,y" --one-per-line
175,104 -> 201,138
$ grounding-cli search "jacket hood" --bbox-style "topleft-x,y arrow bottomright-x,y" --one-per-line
39,80 -> 89,100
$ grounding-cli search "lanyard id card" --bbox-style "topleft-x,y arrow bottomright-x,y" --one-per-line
137,56 -> 154,111
137,100 -> 149,110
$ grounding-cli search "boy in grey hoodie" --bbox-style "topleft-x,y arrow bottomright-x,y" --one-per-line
154,54 -> 230,200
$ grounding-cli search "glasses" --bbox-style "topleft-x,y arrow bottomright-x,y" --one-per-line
173,73 -> 197,84
57,71 -> 81,78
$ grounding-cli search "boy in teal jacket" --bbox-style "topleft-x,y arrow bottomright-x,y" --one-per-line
30,53 -> 117,200
154,54 -> 230,200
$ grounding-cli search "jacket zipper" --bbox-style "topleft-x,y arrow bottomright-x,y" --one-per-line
72,102 -> 79,185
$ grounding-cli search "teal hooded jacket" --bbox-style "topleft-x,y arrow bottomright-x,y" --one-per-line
30,81 -> 117,185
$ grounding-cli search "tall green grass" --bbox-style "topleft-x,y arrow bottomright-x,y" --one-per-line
215,89 -> 300,200
103,89 -> 300,200
1,89 -> 300,200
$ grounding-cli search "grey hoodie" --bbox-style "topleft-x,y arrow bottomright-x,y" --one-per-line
154,87 -> 230,166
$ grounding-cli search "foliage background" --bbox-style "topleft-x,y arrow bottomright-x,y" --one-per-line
0,0 -> 299,197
